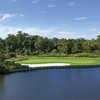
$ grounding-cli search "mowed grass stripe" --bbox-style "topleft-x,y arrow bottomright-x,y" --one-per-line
17,57 -> 100,65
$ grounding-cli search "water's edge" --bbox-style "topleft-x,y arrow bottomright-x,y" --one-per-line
5,65 -> 100,75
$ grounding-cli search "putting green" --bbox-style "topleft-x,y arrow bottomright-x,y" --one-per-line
16,57 -> 100,65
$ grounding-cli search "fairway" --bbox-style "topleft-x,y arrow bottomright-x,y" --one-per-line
17,57 -> 100,65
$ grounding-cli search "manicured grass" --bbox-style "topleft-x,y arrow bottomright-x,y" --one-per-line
15,57 -> 100,65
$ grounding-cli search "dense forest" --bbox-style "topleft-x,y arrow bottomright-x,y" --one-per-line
0,31 -> 100,57
0,31 -> 100,74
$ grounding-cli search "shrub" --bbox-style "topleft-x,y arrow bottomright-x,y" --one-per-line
7,52 -> 16,58
93,50 -> 100,55
71,53 -> 98,57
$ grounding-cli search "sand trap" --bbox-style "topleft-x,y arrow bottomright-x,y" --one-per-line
22,63 -> 70,68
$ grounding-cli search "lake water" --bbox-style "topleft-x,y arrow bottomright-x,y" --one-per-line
0,68 -> 100,100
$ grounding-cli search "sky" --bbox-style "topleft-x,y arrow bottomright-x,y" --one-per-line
0,0 -> 100,39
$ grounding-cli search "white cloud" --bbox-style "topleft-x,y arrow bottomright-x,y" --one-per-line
32,0 -> 40,4
0,25 -> 19,38
74,17 -> 88,21
57,31 -> 99,39
0,25 -> 54,38
0,25 -> 99,39
48,5 -> 56,8
11,0 -> 17,2
0,13 -> 15,23
0,13 -> 25,23
58,31 -> 76,35
90,28 -> 97,32
19,14 -> 24,17
68,1 -> 75,7
58,31 -> 79,39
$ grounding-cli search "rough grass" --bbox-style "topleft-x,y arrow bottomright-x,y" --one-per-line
14,57 -> 100,65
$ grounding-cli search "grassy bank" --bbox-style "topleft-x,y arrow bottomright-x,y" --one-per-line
9,57 -> 100,65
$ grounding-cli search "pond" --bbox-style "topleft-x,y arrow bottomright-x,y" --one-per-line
0,68 -> 100,100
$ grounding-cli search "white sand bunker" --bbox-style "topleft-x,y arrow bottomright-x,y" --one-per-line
22,63 -> 70,68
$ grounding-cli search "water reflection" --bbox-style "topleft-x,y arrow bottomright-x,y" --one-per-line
0,75 -> 5,100
0,68 -> 100,100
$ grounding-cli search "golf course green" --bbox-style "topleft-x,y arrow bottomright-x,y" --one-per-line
14,57 -> 100,65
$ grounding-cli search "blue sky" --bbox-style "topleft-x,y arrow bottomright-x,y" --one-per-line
0,0 -> 100,39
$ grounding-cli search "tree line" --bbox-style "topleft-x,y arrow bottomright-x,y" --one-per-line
0,31 -> 100,57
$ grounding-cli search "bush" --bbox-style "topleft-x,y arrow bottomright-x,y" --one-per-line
38,52 -> 68,57
32,51 -> 39,56
7,52 -> 16,58
71,53 -> 99,57
0,60 -> 29,74
93,50 -> 100,55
